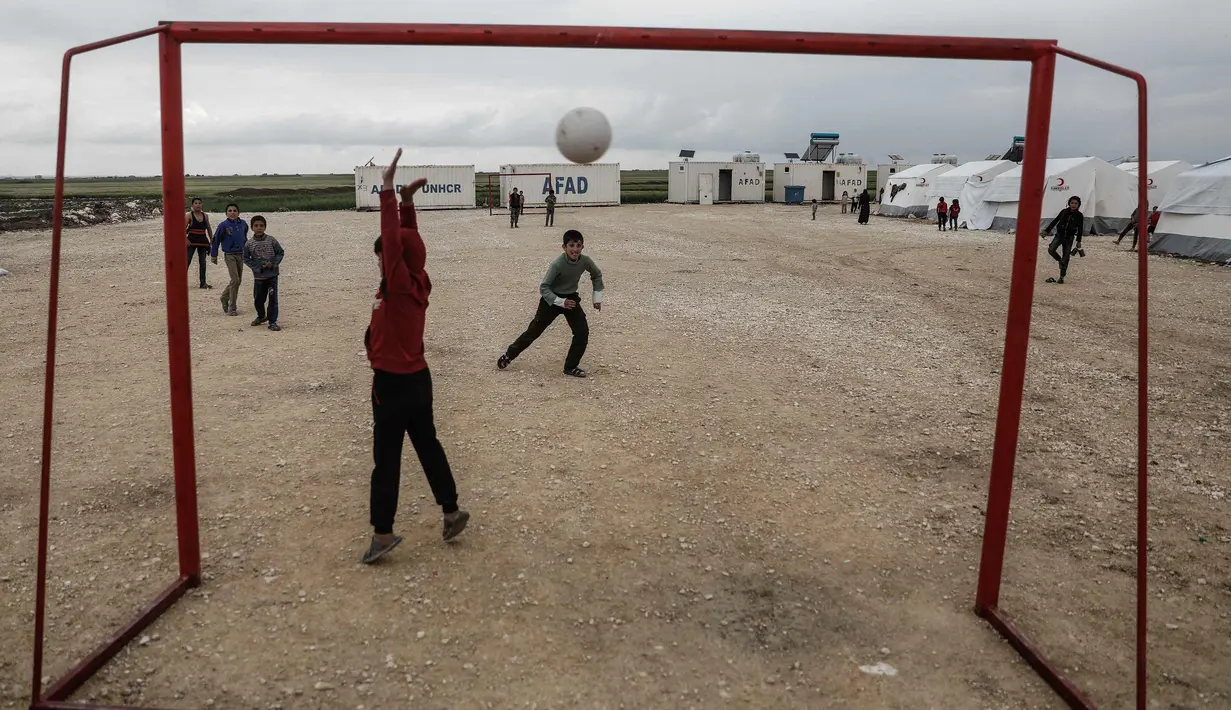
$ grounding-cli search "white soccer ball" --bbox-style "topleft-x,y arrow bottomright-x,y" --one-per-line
555,107 -> 612,165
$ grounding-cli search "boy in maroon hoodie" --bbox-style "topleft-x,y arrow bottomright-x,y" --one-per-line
363,148 -> 469,564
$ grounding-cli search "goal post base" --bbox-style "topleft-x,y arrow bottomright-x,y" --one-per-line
977,604 -> 1096,709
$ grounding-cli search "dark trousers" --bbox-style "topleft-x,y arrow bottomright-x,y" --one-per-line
949,214 -> 959,230
505,293 -> 589,370
1118,221 -> 1140,248
253,276 -> 279,324
370,368 -> 458,535
510,207 -> 520,228
187,245 -> 208,286
1048,235 -> 1075,278
938,213 -> 948,230
545,207 -> 554,226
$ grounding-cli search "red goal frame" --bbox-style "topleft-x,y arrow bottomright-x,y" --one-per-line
35,22 -> 1151,710
484,172 -> 553,216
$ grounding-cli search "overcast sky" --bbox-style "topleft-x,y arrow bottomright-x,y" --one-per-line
0,0 -> 1226,176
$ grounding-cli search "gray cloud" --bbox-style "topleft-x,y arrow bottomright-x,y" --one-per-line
1,0 -> 1226,176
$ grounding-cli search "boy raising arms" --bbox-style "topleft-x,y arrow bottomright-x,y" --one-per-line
363,148 -> 469,564
242,215 -> 285,331
497,229 -> 604,378
210,203 -> 249,316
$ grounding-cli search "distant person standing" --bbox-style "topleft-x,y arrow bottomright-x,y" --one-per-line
948,199 -> 961,230
508,189 -> 520,228
185,197 -> 213,289
811,198 -> 819,221
841,190 -> 849,214
851,192 -> 859,215
857,189 -> 871,225
545,188 -> 557,227
936,197 -> 949,231
210,203 -> 249,316
1144,206 -> 1161,251
878,186 -> 885,203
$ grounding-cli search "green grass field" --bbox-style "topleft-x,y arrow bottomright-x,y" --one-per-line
0,167 -> 821,211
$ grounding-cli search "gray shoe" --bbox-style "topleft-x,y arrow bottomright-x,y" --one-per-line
362,535 -> 403,564
442,510 -> 470,542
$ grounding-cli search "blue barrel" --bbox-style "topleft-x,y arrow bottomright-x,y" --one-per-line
785,185 -> 806,204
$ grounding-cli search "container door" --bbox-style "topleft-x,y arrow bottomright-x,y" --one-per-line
823,171 -> 836,201
719,170 -> 733,201
699,173 -> 714,205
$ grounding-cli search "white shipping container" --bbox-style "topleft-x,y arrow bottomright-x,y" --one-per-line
770,162 -> 867,202
497,163 -> 621,207
355,165 -> 475,210
667,161 -> 766,203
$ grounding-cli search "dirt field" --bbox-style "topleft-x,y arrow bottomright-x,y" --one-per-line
1,204 -> 1227,710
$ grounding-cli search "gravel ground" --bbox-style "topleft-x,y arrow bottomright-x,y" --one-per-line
0,204 -> 1228,710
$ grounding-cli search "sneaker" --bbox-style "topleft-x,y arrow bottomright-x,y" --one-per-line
251,317 -> 266,326
268,323 -> 281,331
442,510 -> 470,542
563,367 -> 588,378
361,534 -> 403,564
497,354 -> 511,370
221,295 -> 229,313
228,309 -> 239,316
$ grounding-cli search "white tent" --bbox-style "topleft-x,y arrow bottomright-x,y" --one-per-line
1150,157 -> 1231,263
1118,160 -> 1193,210
876,163 -> 954,218
974,157 -> 1137,233
925,159 -> 1016,227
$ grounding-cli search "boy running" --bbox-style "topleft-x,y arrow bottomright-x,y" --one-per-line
210,203 -> 249,315
363,148 -> 469,564
242,215 -> 284,331
1040,196 -> 1085,284
497,229 -> 604,378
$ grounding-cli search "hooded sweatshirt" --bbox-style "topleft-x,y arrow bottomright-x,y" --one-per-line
365,189 -> 431,375
1044,205 -> 1085,240
210,217 -> 249,257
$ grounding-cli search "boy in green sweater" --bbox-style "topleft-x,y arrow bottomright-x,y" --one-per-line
498,229 -> 604,378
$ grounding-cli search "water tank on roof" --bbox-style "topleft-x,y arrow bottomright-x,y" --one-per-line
733,151 -> 760,163
837,153 -> 863,165
931,153 -> 958,165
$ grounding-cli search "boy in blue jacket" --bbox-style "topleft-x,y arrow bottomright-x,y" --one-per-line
210,202 -> 249,316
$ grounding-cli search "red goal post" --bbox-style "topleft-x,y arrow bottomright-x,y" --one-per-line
485,172 -> 552,216
35,21 -> 1151,710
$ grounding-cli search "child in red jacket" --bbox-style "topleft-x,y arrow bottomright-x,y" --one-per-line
936,198 -> 949,231
363,148 -> 470,564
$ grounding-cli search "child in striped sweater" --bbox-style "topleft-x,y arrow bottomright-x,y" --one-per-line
242,215 -> 285,331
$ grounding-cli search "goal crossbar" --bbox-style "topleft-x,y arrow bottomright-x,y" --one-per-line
35,22 -> 1151,710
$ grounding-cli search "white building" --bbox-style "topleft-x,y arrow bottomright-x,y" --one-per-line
875,163 -> 954,218
497,163 -> 621,207
355,165 -> 475,210
975,157 -> 1137,233
1152,157 -> 1231,263
668,160 -> 766,204
770,160 -> 867,203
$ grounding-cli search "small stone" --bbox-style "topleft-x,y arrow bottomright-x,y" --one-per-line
581,541 -> 591,548
313,682 -> 335,691
416,631 -> 426,639
1166,624 -> 1179,630
880,647 -> 891,656
1197,578 -> 1207,585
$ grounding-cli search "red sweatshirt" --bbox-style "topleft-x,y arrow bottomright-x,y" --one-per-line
937,200 -> 948,214
366,189 -> 431,374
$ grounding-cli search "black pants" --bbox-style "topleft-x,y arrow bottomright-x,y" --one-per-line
938,213 -> 948,230
510,207 -> 520,228
505,293 -> 589,370
370,368 -> 458,535
545,208 -> 554,226
187,245 -> 208,286
1048,235 -> 1075,278
254,276 -> 279,324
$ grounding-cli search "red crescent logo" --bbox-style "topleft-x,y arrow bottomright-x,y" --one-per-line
976,175 -> 984,182
1056,177 -> 1066,187
1147,178 -> 1155,187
